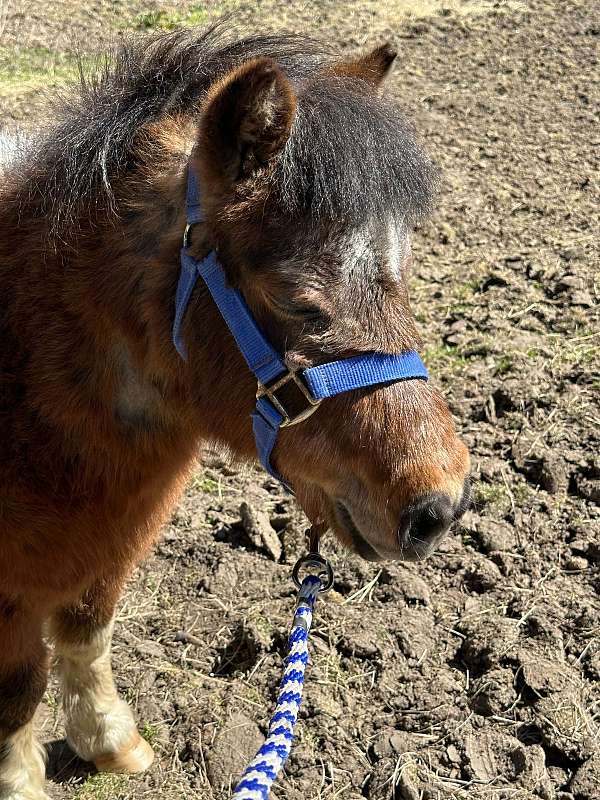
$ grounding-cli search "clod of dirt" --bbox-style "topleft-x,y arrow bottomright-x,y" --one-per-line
371,729 -> 423,761
205,711 -> 263,791
519,653 -> 571,696
199,558 -> 239,595
395,566 -> 431,605
569,753 -> 600,800
338,627 -> 381,660
464,731 -> 553,798
390,731 -> 422,755
572,477 -> 600,505
239,501 -> 282,561
396,607 -> 436,661
473,518 -> 515,553
366,758 -> 397,799
464,556 -> 503,592
134,640 -> 166,660
397,768 -> 420,800
511,445 -> 570,494
563,555 -> 589,571
372,729 -> 395,760
458,614 -> 520,671
585,651 -> 600,681
532,689 -> 597,761
522,611 -> 566,659
470,667 -> 517,716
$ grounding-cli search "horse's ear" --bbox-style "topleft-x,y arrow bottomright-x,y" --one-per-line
332,43 -> 397,90
195,58 -> 296,191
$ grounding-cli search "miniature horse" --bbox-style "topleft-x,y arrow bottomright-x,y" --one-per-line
0,27 -> 470,798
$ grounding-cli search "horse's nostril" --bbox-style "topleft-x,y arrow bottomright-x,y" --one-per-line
407,493 -> 454,543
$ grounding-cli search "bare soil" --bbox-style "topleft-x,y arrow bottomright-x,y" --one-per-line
1,1 -> 599,798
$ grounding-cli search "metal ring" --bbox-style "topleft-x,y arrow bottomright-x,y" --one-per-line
183,222 -> 198,249
292,554 -> 334,593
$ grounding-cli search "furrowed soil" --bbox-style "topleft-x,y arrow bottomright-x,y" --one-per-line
1,1 -> 599,798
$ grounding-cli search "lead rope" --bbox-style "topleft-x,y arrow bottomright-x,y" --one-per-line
231,528 -> 333,800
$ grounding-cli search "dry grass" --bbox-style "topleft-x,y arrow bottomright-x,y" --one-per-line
379,0 -> 526,18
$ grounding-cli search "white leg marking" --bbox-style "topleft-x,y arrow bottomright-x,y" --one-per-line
52,619 -> 153,773
0,721 -> 49,800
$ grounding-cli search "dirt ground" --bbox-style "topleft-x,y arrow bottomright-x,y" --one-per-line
1,0 -> 599,798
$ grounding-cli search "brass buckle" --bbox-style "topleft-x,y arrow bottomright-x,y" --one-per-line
256,361 -> 322,427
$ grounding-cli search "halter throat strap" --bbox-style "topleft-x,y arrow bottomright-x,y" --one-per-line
172,168 -> 429,487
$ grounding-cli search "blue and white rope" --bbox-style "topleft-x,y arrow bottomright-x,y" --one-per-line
231,575 -> 322,799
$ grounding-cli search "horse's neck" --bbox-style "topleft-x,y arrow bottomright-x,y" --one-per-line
1,152 -> 258,471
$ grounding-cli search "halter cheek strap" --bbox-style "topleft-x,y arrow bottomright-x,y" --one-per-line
172,169 -> 429,488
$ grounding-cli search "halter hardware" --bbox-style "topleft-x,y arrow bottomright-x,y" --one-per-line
256,360 -> 322,428
182,222 -> 194,249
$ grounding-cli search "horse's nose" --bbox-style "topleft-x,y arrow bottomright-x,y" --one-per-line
399,486 -> 469,558
407,492 -> 454,541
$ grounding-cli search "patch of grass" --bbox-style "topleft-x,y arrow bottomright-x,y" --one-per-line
390,0 -> 526,17
455,279 -> 480,300
494,355 -> 514,375
140,721 -> 159,745
130,5 -> 208,31
473,482 -> 505,507
422,344 -> 472,369
0,46 -> 86,95
189,473 -> 220,495
75,774 -> 130,800
200,477 -> 220,494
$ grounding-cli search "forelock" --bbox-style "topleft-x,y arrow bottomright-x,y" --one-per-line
273,78 -> 438,225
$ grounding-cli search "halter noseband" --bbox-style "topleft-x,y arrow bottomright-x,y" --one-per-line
172,168 -> 428,489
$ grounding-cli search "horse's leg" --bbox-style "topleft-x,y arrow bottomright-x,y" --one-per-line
49,577 -> 154,774
0,600 -> 49,800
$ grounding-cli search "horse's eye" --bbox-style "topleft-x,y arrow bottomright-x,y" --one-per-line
268,294 -> 326,324
292,304 -> 322,320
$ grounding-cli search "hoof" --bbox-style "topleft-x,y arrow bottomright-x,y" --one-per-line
94,733 -> 155,774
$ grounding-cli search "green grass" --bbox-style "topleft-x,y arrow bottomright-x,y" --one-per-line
130,5 -> 209,30
0,46 -> 86,95
422,344 -> 473,369
494,354 -> 514,375
75,774 -> 130,800
140,721 -> 159,745
190,473 -> 220,495
473,482 -> 505,507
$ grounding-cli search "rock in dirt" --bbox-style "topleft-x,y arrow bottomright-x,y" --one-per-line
570,754 -> 600,800
205,711 -> 263,791
239,501 -> 282,561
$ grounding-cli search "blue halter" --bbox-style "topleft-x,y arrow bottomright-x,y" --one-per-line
172,169 -> 429,488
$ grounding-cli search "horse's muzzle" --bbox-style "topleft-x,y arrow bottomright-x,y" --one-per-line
332,477 -> 471,562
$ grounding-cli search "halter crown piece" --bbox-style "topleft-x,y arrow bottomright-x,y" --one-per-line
172,168 -> 429,490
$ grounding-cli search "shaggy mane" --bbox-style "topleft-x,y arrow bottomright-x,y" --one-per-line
20,23 -> 438,229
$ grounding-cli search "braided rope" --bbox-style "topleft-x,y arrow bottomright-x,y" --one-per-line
231,574 -> 322,800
